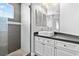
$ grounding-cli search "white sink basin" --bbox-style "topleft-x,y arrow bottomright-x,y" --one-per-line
38,31 -> 54,37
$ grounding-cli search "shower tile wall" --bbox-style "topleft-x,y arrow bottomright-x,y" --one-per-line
0,18 -> 8,56
8,24 -> 21,53
0,32 -> 8,56
8,3 -> 21,54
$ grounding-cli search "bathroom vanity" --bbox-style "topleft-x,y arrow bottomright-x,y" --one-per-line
31,3 -> 79,56
34,32 -> 79,56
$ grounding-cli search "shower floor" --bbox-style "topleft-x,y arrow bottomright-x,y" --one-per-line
7,49 -> 28,56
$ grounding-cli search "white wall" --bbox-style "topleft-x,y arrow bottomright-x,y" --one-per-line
21,3 -> 30,54
60,3 -> 79,36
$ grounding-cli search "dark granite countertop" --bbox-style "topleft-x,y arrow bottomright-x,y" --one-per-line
34,32 -> 79,44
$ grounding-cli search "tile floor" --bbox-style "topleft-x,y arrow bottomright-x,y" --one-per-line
7,49 -> 28,56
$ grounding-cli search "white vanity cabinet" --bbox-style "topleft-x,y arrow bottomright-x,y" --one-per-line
35,36 -> 54,56
55,40 -> 79,56
35,36 -> 79,56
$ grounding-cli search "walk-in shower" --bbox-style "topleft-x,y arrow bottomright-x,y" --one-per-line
0,3 -> 14,56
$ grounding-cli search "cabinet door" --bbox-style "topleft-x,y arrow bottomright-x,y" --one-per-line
56,46 -> 76,56
43,45 -> 54,56
35,37 -> 44,55
43,45 -> 52,56
56,49 -> 75,56
35,41 -> 43,55
43,39 -> 54,56
51,47 -> 54,56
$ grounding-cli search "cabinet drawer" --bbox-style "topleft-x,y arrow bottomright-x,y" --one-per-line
35,37 -> 45,43
56,40 -> 79,51
35,41 -> 44,55
44,39 -> 54,47
44,39 -> 54,44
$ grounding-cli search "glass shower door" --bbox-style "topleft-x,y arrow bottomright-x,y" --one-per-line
0,3 -> 14,56
0,17 -> 8,56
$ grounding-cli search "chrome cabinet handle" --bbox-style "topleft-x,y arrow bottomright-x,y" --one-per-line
43,43 -> 45,45
41,43 -> 45,45
64,45 -> 66,47
47,40 -> 49,42
55,47 -> 57,49
38,38 -> 40,40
